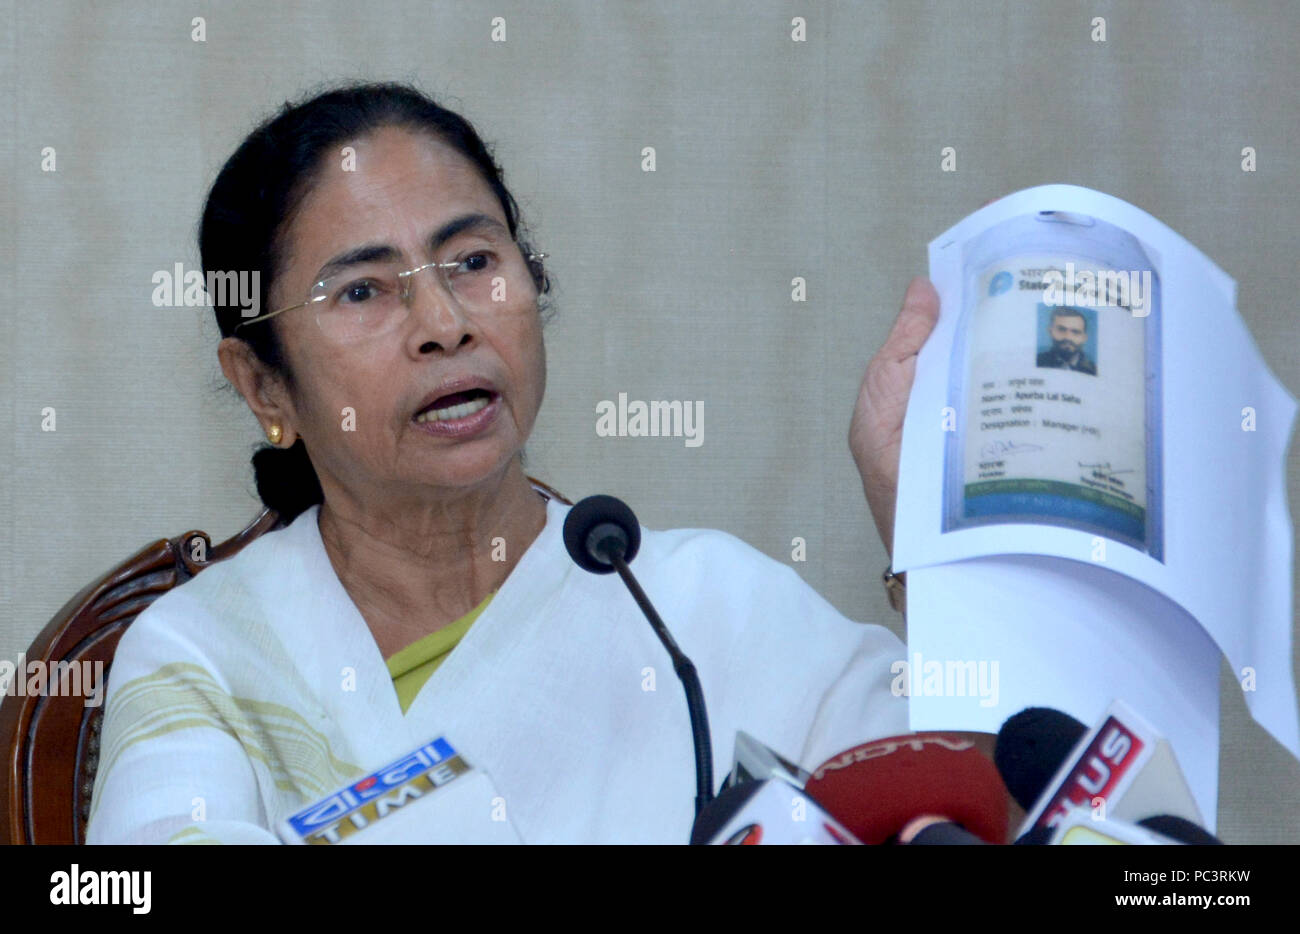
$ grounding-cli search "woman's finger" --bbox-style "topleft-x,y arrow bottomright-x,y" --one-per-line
880,276 -> 940,363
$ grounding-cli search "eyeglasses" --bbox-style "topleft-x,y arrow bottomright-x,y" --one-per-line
235,229 -> 546,343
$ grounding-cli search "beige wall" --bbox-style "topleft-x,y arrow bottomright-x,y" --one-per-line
1,0 -> 1296,842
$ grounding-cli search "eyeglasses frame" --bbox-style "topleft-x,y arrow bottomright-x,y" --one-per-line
232,249 -> 548,334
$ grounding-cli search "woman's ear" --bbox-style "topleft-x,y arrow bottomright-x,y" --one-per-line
217,336 -> 298,446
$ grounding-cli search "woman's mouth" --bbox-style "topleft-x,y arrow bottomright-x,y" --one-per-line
415,389 -> 494,423
412,389 -> 501,436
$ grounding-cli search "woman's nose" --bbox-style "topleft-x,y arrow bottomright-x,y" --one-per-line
405,267 -> 476,351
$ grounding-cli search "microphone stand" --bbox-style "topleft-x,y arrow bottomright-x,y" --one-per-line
599,538 -> 714,819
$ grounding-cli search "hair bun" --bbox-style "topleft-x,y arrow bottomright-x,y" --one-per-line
251,439 -> 323,521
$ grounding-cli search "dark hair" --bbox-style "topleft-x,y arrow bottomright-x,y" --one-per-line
200,81 -> 549,522
1049,306 -> 1087,330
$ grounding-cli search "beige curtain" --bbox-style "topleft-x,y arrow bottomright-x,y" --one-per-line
1,0 -> 1296,842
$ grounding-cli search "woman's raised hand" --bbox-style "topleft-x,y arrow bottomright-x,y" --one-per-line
849,276 -> 941,559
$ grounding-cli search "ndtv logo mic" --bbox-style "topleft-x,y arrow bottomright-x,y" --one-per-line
810,735 -> 974,782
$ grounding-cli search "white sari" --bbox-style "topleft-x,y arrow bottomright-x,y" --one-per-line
87,491 -> 908,844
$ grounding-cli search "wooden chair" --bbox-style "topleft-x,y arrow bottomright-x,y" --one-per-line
0,477 -> 571,845
0,509 -> 285,844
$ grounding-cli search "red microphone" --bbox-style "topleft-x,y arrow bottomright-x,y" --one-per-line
804,733 -> 1010,844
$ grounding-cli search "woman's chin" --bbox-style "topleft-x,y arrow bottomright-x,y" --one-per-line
409,446 -> 522,492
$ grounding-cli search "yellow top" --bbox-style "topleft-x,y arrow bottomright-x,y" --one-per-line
385,592 -> 495,714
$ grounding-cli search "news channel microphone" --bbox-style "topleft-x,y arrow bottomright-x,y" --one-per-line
803,732 -> 1010,844
562,494 -> 715,821
1041,809 -> 1222,845
995,702 -> 1223,845
690,779 -> 863,844
692,732 -> 861,844
278,736 -> 521,844
722,730 -> 812,790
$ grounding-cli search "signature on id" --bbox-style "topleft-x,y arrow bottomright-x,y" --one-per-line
1078,461 -> 1136,475
1079,461 -> 1136,485
980,439 -> 1045,459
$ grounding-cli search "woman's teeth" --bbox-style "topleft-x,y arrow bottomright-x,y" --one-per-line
416,395 -> 491,423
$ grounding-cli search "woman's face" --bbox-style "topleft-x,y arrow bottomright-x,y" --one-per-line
264,126 -> 546,504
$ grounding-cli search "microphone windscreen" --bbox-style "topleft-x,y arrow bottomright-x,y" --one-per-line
804,733 -> 1009,845
1137,815 -> 1224,845
562,494 -> 642,573
908,821 -> 989,845
994,707 -> 1088,811
1014,825 -> 1054,846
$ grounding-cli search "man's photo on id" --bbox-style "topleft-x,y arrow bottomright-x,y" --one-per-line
1036,305 -> 1098,376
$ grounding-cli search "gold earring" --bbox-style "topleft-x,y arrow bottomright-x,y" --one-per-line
266,423 -> 283,445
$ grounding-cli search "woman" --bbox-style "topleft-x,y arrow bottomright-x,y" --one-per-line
86,82 -> 940,844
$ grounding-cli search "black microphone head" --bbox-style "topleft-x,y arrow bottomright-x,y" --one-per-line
1014,825 -> 1054,846
906,820 -> 990,846
562,494 -> 642,574
994,707 -> 1088,812
1137,815 -> 1224,845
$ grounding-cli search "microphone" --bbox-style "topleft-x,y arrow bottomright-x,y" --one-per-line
900,816 -> 989,845
691,732 -> 859,845
994,707 -> 1088,812
562,494 -> 715,821
803,733 -> 1010,844
1040,810 -> 1224,845
690,779 -> 862,845
996,701 -> 1215,844
277,736 -> 521,844
722,730 -> 811,791
1137,815 -> 1223,845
